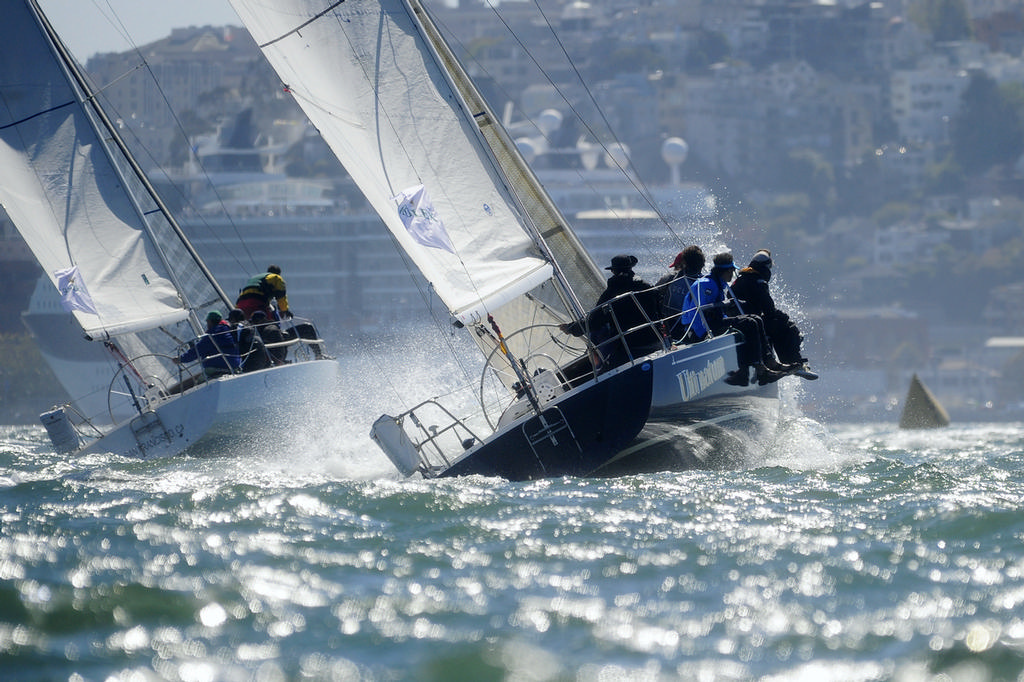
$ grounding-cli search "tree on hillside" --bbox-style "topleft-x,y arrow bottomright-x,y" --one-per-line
780,148 -> 836,221
685,30 -> 730,72
922,153 -> 966,196
836,151 -> 888,218
908,0 -> 973,42
951,73 -> 1024,175
602,44 -> 666,77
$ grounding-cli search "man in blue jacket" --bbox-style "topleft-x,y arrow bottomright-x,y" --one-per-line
174,311 -> 242,378
680,252 -> 785,386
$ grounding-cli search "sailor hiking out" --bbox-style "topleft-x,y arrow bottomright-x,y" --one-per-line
236,264 -> 292,321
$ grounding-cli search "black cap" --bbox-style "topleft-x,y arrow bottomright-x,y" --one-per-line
606,254 -> 638,272
750,249 -> 773,269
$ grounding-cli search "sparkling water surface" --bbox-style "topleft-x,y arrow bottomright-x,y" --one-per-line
2,406 -> 1024,681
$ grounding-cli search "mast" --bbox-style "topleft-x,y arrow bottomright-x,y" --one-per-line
27,0 -> 233,321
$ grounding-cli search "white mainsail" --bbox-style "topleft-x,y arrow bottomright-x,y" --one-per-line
228,0 -> 605,334
0,0 -> 230,416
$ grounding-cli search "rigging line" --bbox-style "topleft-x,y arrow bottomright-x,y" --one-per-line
81,79 -> 258,277
132,62 -> 258,273
74,0 -> 260,275
69,0 -> 261,275
258,0 -> 348,49
484,0 -> 681,243
429,6 -> 684,272
0,100 -> 77,131
409,0 -> 585,318
522,0 -> 674,228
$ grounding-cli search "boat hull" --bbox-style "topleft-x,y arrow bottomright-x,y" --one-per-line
76,359 -> 340,458
439,360 -> 655,479
435,334 -> 779,480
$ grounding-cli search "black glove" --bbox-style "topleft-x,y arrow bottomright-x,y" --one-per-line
283,310 -> 294,319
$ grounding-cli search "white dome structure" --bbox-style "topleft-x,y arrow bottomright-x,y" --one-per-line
661,137 -> 688,185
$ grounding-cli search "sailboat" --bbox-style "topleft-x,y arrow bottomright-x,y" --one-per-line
0,0 -> 340,458
229,0 -> 781,479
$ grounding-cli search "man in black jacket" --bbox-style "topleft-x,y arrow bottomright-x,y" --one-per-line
730,249 -> 816,378
561,254 -> 665,370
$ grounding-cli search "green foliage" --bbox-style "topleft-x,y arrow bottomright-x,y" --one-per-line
782,148 -> 837,216
871,201 -> 916,227
922,153 -> 966,195
1002,81 -> 1024,124
685,30 -> 730,71
978,237 -> 1024,271
908,0 -> 973,42
951,73 -> 1024,175
750,193 -> 813,255
836,152 -> 888,218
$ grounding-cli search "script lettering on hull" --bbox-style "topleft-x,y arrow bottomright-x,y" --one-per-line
677,356 -> 727,401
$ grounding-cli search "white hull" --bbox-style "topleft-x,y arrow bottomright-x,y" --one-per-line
76,359 -> 339,458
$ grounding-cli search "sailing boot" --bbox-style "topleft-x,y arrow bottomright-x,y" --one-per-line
765,356 -> 795,373
792,360 -> 819,381
756,364 -> 785,385
724,366 -> 750,387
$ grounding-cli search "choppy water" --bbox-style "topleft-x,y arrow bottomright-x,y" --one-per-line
2,412 -> 1024,681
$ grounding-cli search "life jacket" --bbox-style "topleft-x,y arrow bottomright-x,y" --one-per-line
679,276 -> 724,339
663,275 -> 693,315
238,273 -> 273,301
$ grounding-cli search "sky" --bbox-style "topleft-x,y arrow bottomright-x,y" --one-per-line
39,0 -> 241,61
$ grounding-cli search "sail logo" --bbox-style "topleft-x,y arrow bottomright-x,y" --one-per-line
677,356 -> 727,401
393,184 -> 456,254
54,265 -> 98,315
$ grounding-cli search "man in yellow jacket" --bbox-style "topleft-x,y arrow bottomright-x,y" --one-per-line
235,264 -> 292,321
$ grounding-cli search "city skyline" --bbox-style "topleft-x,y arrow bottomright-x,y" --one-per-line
39,0 -> 240,61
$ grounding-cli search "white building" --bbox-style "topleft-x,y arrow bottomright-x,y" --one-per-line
872,222 -> 948,268
890,60 -> 970,143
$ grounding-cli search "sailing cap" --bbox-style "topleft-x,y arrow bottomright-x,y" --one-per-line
606,254 -> 638,271
711,252 -> 737,270
750,249 -> 773,269
205,310 -> 223,323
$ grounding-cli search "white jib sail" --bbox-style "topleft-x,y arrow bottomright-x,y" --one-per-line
228,0 -> 558,325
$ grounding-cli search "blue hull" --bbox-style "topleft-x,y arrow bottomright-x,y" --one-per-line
436,333 -> 779,481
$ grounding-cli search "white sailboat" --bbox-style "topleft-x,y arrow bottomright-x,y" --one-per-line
0,0 -> 340,458
229,0 -> 781,479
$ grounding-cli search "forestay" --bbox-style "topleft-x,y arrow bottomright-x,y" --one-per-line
228,0 -> 606,346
